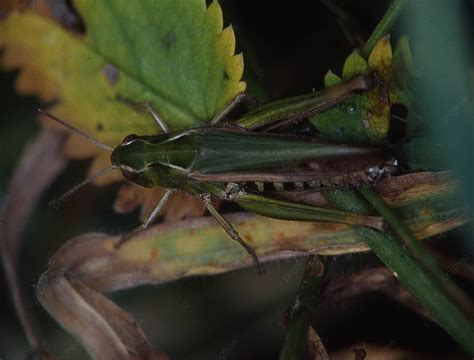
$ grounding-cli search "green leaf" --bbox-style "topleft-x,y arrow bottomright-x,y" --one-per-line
76,0 -> 245,128
311,36 -> 415,144
323,70 -> 342,88
0,0 -> 245,183
342,52 -> 368,79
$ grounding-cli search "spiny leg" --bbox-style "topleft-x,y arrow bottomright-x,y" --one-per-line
202,193 -> 265,274
143,189 -> 175,228
144,102 -> 170,133
114,189 -> 174,248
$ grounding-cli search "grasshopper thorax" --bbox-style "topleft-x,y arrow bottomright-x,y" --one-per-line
111,132 -> 197,189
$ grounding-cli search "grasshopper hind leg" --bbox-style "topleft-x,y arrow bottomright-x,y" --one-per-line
202,193 -> 265,274
114,189 -> 174,248
115,189 -> 265,274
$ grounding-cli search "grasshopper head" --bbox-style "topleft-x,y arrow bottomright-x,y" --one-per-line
111,131 -> 196,189
111,134 -> 156,187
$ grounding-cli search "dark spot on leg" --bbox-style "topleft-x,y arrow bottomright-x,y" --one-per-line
162,31 -> 177,50
97,123 -> 104,131
103,64 -> 119,86
222,71 -> 230,80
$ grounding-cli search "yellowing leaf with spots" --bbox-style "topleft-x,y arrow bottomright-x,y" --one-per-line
0,0 -> 246,185
311,35 -> 413,144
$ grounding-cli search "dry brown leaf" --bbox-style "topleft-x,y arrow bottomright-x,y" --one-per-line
330,342 -> 463,360
37,233 -> 171,359
159,191 -> 207,223
307,326 -> 331,360
38,273 -> 163,360
0,0 -> 52,17
320,267 -> 431,320
0,127 -> 68,352
35,172 -> 468,358
34,217 -> 371,358
0,0 -> 80,29
113,183 -> 145,215
113,184 -> 206,223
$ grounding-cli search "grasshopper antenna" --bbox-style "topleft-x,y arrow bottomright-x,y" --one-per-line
49,166 -> 118,209
38,108 -> 114,151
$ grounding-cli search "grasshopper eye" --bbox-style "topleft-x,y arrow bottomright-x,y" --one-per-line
122,134 -> 139,145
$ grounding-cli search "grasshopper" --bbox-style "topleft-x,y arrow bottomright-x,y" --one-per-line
41,72 -> 394,272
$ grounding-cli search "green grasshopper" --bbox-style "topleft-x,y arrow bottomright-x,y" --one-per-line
41,72 -> 394,272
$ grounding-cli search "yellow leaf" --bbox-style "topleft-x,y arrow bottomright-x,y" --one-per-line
368,34 -> 393,80
0,0 -> 246,189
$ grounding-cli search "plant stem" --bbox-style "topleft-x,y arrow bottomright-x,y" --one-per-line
343,0 -> 474,353
359,186 -> 474,316
324,189 -> 474,355
279,256 -> 327,360
362,0 -> 409,57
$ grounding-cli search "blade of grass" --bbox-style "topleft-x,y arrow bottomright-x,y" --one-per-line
324,189 -> 474,355
279,256 -> 328,360
359,186 -> 474,316
362,0 -> 409,57
328,0 -> 474,354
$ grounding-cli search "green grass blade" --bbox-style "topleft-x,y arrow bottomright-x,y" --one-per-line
362,0 -> 409,57
324,189 -> 474,355
279,256 -> 327,360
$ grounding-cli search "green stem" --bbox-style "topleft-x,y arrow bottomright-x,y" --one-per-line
362,0 -> 409,57
279,256 -> 327,360
339,0 -> 474,353
324,189 -> 474,355
359,186 -> 474,317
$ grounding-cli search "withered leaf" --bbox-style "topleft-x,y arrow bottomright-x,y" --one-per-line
113,184 -> 206,223
1,128 -> 68,351
36,172 -> 467,358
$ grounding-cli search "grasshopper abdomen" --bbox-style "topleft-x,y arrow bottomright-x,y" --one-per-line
241,159 -> 397,193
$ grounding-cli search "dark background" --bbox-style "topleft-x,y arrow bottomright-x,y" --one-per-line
0,1 -> 473,359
